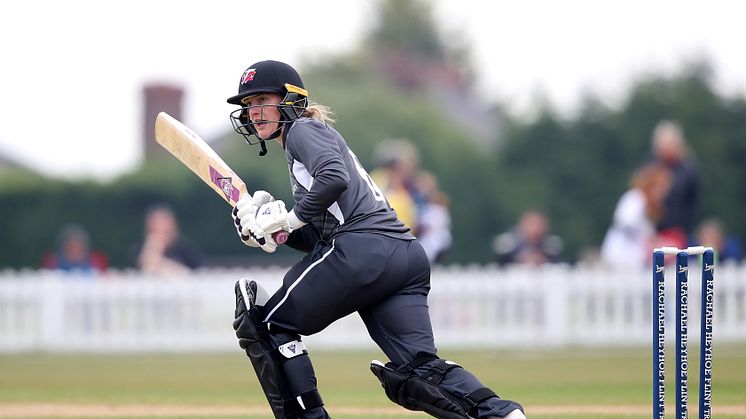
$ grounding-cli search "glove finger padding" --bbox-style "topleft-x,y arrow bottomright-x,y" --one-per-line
232,197 -> 264,248
238,216 -> 275,253
258,233 -> 277,253
252,190 -> 274,207
230,205 -> 256,247
233,192 -> 280,253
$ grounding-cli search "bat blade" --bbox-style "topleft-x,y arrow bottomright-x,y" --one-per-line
155,111 -> 246,206
154,112 -> 288,245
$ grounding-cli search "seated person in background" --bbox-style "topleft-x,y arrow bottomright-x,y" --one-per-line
492,209 -> 564,266
130,203 -> 204,275
41,223 -> 108,275
696,218 -> 743,264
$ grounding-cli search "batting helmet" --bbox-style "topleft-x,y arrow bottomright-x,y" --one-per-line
227,60 -> 306,105
227,60 -> 308,155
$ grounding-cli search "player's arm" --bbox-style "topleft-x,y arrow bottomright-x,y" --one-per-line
253,122 -> 348,237
285,122 -> 350,222
284,225 -> 322,253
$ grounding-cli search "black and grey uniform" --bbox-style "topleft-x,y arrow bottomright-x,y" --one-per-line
254,118 -> 523,418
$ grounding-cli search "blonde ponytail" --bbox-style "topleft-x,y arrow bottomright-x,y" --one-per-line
303,102 -> 335,125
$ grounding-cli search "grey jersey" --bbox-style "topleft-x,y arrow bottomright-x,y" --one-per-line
283,118 -> 414,244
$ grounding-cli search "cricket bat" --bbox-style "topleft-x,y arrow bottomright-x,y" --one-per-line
154,112 -> 288,245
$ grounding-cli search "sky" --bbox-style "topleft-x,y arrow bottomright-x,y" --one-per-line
1,0 -> 745,180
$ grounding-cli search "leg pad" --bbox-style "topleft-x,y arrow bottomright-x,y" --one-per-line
234,279 -> 323,418
371,356 -> 494,419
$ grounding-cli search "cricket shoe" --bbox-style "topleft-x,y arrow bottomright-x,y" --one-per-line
485,409 -> 527,419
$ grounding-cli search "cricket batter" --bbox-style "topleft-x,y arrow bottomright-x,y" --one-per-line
228,60 -> 525,419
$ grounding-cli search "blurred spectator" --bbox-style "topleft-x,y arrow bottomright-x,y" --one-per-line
41,223 -> 108,275
414,170 -> 452,264
492,209 -> 564,266
601,163 -> 672,269
647,120 -> 700,244
695,218 -> 743,264
370,139 -> 422,230
130,203 -> 204,275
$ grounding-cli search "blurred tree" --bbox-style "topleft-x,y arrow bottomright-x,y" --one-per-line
368,0 -> 446,61
365,0 -> 474,90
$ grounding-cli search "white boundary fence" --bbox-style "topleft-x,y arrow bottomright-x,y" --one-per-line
0,263 -> 744,352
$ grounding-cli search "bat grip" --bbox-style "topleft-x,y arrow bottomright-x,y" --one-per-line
272,231 -> 289,245
256,231 -> 289,246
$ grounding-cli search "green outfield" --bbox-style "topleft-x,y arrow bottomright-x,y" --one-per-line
1,345 -> 745,418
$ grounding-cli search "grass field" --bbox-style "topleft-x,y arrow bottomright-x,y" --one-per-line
1,345 -> 745,418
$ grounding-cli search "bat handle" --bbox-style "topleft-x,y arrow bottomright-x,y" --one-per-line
272,231 -> 289,245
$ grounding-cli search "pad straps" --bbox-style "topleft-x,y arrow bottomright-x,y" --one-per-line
294,389 -> 324,411
398,355 -> 499,416
464,387 -> 499,416
271,339 -> 324,415
398,355 -> 459,385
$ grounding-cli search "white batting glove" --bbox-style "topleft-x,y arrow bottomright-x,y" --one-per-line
232,206 -> 259,247
232,194 -> 260,247
252,190 -> 274,207
253,200 -> 306,237
232,192 -> 277,253
258,231 -> 278,253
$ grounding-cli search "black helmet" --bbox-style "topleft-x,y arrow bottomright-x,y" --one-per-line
227,60 -> 306,105
227,60 -> 308,155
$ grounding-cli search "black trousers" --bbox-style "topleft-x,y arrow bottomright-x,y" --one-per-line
262,232 -> 522,418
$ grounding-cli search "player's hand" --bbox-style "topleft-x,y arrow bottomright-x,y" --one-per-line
258,231 -> 278,253
232,196 -> 259,247
253,200 -> 291,236
233,194 -> 276,253
252,190 -> 274,207
232,203 -> 259,248
253,200 -> 307,238
245,191 -> 279,253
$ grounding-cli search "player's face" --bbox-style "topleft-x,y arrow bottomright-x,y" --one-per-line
243,93 -> 283,140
